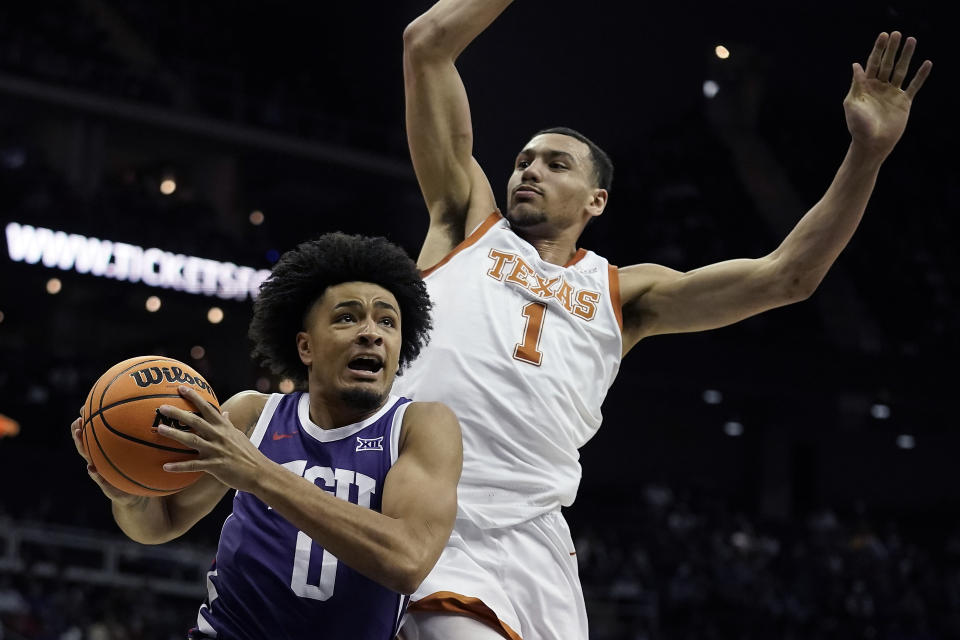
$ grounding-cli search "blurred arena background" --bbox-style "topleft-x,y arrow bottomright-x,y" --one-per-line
0,1 -> 956,638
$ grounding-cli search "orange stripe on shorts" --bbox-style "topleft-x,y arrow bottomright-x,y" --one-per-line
408,590 -> 523,640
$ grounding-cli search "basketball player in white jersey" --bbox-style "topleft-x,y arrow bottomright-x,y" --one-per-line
71,233 -> 462,638
395,2 -> 932,638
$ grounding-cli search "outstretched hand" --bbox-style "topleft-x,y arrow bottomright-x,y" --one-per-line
157,386 -> 267,493
844,31 -> 932,159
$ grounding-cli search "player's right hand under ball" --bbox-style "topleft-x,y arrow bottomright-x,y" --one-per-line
71,416 -> 145,507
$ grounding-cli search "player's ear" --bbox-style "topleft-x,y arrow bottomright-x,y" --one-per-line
296,332 -> 312,366
587,188 -> 608,218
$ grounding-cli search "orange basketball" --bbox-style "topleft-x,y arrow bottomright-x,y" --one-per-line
80,355 -> 220,496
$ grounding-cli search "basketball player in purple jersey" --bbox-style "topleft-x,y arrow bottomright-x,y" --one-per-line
396,1 -> 932,638
70,233 -> 462,639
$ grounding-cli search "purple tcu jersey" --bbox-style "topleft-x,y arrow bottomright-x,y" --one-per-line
190,392 -> 412,640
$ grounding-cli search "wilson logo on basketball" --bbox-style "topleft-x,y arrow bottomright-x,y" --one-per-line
129,366 -> 213,392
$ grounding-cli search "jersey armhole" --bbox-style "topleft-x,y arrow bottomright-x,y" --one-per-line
420,211 -> 502,278
249,393 -> 285,448
390,401 -> 412,465
608,264 -> 623,332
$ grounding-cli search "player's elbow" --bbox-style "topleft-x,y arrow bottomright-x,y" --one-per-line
768,255 -> 819,304
780,272 -> 819,303
118,525 -> 179,546
403,15 -> 453,62
393,573 -> 423,596
386,556 -> 430,595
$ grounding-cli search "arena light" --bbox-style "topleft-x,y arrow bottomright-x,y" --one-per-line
715,45 -> 730,59
870,403 -> 891,419
702,389 -> 723,405
256,377 -> 271,392
207,307 -> 224,324
6,222 -> 270,301
46,277 -> 62,294
723,420 -> 743,437
703,80 -> 720,99
160,178 -> 177,195
278,378 -> 295,393
145,296 -> 161,312
896,434 -> 915,450
0,310 -> 4,323
191,345 -> 206,360
249,210 -> 265,226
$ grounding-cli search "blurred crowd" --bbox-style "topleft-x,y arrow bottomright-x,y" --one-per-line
0,572 -> 198,640
576,484 -> 960,640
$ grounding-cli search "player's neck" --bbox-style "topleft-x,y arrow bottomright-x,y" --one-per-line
306,389 -> 385,430
515,228 -> 581,266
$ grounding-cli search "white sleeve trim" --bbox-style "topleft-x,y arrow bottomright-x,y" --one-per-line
249,393 -> 285,448
390,401 -> 411,465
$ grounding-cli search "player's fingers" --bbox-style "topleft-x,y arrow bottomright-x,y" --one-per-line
71,419 -> 90,460
155,422 -> 205,449
163,460 -> 205,473
88,465 -> 125,498
177,385 -> 222,422
849,62 -> 866,93
864,32 -> 888,78
890,36 -> 916,88
157,403 -> 213,436
87,465 -> 145,505
905,59 -> 932,99
877,31 -> 901,81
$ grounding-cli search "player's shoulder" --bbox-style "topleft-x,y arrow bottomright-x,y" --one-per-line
617,262 -> 684,302
402,400 -> 458,427
399,401 -> 461,446
222,390 -> 272,436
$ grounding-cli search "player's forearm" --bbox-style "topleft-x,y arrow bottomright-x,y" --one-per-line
252,463 -> 431,594
403,0 -> 514,61
771,143 -> 885,296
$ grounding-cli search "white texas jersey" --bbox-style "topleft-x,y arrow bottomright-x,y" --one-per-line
393,212 -> 622,528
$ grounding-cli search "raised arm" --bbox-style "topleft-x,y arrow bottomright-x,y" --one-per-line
158,392 -> 462,595
619,31 -> 931,353
71,390 -> 266,545
402,0 -> 509,268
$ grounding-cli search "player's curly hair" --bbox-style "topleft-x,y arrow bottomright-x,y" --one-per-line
248,232 -> 432,385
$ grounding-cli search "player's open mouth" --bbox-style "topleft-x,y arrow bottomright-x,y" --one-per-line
347,356 -> 383,375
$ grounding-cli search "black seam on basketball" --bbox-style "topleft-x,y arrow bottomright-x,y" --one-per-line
84,393 -> 183,428
98,408 -> 198,454
86,384 -> 95,435
83,394 -> 219,432
88,414 -> 170,494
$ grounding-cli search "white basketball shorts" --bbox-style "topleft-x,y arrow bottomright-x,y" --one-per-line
404,510 -> 587,640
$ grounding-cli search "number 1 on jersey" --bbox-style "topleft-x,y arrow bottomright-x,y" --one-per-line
514,302 -> 547,366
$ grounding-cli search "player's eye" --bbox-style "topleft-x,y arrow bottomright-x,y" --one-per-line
379,317 -> 396,328
517,159 -> 530,169
550,162 -> 567,170
335,313 -> 356,323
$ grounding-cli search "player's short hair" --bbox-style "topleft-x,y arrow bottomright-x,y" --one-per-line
249,232 -> 432,385
535,126 -> 614,193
